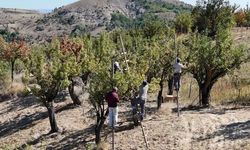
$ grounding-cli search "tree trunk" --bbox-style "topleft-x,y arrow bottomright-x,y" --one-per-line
95,117 -> 106,144
68,82 -> 81,105
95,109 -> 108,144
11,60 -> 15,82
46,102 -> 59,133
157,80 -> 164,109
199,84 -> 213,107
81,72 -> 90,85
167,77 -> 173,95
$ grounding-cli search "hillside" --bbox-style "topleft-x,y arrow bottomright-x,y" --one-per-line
0,8 -> 42,39
0,0 -> 191,42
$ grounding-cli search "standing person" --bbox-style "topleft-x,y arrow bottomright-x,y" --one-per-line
105,87 -> 119,127
173,57 -> 185,91
137,80 -> 149,120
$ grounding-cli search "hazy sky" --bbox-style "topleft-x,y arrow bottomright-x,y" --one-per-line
0,0 -> 79,10
183,0 -> 249,8
0,0 -> 248,10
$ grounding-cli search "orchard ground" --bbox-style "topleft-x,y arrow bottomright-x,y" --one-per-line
1,90 -> 250,150
1,27 -> 250,149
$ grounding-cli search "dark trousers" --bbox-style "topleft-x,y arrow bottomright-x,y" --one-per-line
131,98 -> 146,117
139,99 -> 145,117
173,73 -> 181,91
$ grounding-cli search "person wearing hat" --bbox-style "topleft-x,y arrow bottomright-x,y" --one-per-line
173,57 -> 186,91
137,80 -> 149,120
105,87 -> 119,127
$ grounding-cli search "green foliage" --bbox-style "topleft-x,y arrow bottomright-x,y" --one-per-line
175,12 -> 193,33
108,0 -> 192,30
188,32 -> 243,82
245,9 -> 250,26
185,28 -> 246,105
109,13 -> 167,38
14,59 -> 26,74
134,0 -> 192,14
29,40 -> 71,103
130,14 -> 165,31
86,31 -> 143,102
233,8 -> 250,27
20,21 -> 178,141
70,24 -> 93,37
142,15 -> 166,38
180,0 -> 249,106
192,0 -> 235,37
110,13 -> 132,29
86,27 -> 177,109
0,29 -> 20,42
59,16 -> 74,25
0,60 -> 10,91
0,36 -> 29,82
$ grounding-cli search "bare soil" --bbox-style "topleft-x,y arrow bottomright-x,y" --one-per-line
1,93 -> 250,150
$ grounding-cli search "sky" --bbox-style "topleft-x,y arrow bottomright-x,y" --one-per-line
183,0 -> 249,8
0,0 -> 79,10
0,0 -> 248,10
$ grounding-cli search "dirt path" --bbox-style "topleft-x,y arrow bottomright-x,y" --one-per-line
1,95 -> 250,150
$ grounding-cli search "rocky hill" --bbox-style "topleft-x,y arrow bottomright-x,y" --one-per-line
0,0 -> 192,42
0,8 -> 42,34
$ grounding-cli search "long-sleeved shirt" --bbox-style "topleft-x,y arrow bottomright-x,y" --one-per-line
173,62 -> 185,73
105,91 -> 119,107
138,84 -> 148,100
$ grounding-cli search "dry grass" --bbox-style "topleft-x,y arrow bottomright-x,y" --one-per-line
177,74 -> 199,105
0,82 -> 26,99
94,142 -> 109,150
0,73 -> 32,97
8,83 -> 25,94
232,27 -> 250,48
174,27 -> 250,106
212,28 -> 250,104
178,65 -> 250,106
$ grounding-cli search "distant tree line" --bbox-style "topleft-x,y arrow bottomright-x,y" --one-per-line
234,7 -> 250,27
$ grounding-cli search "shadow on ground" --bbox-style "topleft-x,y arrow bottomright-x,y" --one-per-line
0,111 -> 48,138
0,103 -> 77,138
0,90 -> 69,116
178,105 -> 250,116
146,106 -> 158,115
196,120 -> 250,142
173,105 -> 226,115
0,95 -> 40,116
115,123 -> 135,133
48,125 -> 95,150
17,124 -> 96,150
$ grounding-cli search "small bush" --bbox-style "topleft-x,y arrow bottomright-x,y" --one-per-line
0,61 -> 10,92
8,83 -> 25,95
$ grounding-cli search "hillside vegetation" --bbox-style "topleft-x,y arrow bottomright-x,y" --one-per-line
0,0 -> 191,42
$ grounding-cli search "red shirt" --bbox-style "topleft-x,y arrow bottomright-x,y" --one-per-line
105,91 -> 119,107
